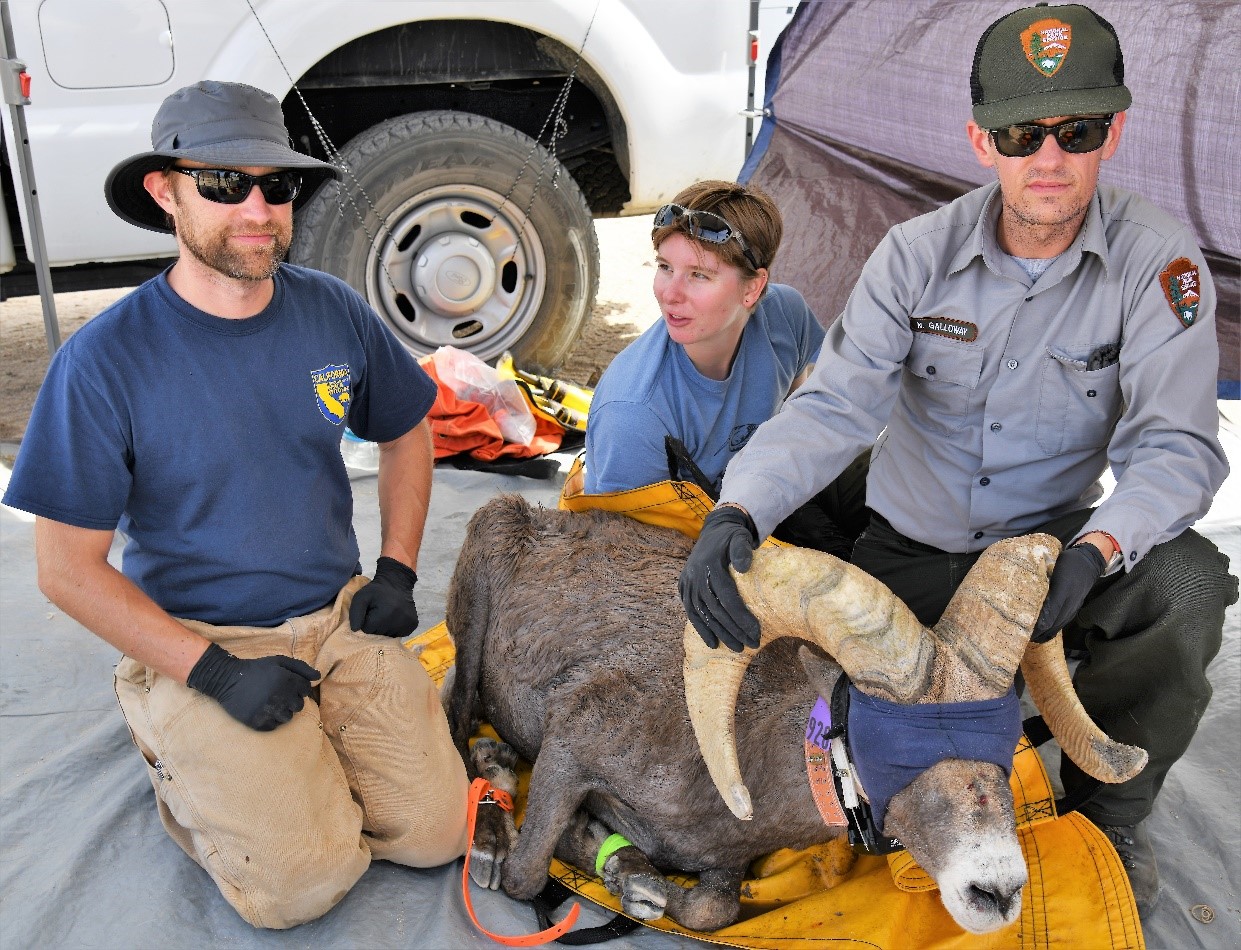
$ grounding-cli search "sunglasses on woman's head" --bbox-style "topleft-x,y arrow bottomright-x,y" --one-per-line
653,203 -> 761,271
988,116 -> 1113,158
170,167 -> 303,205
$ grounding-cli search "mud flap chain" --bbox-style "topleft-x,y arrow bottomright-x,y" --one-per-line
242,0 -> 603,299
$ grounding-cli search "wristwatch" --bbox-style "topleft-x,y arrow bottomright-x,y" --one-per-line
1077,530 -> 1124,576
1100,547 -> 1124,576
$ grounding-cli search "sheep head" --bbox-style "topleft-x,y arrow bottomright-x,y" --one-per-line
682,534 -> 1148,821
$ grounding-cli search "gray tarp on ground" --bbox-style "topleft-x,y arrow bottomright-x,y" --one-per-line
741,0 -> 1240,396
2,4 -> 1239,946
2,437 -> 1238,948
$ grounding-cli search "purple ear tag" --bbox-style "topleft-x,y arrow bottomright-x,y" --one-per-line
805,696 -> 832,748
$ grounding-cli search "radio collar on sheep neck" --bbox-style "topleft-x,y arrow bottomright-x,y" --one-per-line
805,675 -> 904,856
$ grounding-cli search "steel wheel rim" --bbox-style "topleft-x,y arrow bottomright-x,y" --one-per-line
364,184 -> 548,361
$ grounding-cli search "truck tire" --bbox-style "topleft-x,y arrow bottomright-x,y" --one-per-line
290,110 -> 599,373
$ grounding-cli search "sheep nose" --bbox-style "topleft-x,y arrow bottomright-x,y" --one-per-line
967,883 -> 1021,919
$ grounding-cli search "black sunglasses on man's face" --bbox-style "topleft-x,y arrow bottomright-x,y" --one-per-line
170,167 -> 303,205
989,116 -> 1113,158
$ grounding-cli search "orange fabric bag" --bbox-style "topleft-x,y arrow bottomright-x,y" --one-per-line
420,358 -> 563,461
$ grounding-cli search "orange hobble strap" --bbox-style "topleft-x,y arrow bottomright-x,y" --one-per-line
462,777 -> 581,946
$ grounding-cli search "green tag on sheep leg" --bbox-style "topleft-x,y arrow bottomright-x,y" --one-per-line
595,833 -> 634,875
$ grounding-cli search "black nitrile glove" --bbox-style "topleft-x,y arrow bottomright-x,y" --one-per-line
1031,542 -> 1107,643
349,556 -> 419,637
187,643 -> 320,731
679,506 -> 762,652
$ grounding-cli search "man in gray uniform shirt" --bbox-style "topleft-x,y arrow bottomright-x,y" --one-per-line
680,2 -> 1237,914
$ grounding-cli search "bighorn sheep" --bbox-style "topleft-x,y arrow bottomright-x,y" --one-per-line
445,495 -> 1146,935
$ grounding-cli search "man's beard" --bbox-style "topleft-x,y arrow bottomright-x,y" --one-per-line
999,190 -> 1091,255
1001,171 -> 1092,245
171,195 -> 292,281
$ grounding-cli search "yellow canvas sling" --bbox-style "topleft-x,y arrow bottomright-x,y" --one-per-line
411,624 -> 1143,949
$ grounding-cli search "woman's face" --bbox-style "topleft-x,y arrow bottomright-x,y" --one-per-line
653,233 -> 764,368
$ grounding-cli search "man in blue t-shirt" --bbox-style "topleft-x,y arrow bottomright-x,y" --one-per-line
2,82 -> 468,928
582,180 -> 869,556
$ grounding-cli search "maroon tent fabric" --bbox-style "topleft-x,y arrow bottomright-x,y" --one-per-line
742,0 -> 1239,395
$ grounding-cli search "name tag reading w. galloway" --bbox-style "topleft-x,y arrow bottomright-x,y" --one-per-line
910,316 -> 978,342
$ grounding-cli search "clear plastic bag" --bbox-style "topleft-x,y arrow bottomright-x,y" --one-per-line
430,346 -> 536,446
340,427 -> 380,472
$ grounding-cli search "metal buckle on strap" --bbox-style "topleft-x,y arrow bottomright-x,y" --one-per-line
478,785 -> 514,811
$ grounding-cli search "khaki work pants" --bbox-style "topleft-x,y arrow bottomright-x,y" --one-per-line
114,576 -> 469,929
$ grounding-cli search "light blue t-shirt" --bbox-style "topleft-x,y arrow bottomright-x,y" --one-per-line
583,283 -> 824,494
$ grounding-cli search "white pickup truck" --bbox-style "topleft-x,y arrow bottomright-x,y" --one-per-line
1,0 -> 792,371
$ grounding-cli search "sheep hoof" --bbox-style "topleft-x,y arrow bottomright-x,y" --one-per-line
601,855 -> 669,921
469,804 -> 515,890
620,878 -> 669,921
471,736 -> 519,775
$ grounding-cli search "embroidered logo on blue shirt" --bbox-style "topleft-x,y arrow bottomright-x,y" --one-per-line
311,364 -> 352,424
728,423 -> 759,451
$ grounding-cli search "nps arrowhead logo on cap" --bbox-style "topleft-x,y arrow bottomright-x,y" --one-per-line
972,4 -> 1131,130
1022,18 -> 1072,76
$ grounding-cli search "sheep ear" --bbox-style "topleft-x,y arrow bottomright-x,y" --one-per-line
796,644 -> 841,702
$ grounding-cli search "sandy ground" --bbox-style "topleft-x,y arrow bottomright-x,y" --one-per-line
0,215 -> 658,446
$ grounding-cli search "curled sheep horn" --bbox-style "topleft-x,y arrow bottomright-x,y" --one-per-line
1021,634 -> 1148,783
682,534 -> 1148,820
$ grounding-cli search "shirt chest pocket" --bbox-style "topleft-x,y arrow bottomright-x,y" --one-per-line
1035,346 -> 1123,454
902,337 -> 985,436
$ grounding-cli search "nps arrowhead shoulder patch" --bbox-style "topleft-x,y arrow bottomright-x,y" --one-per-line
1022,18 -> 1072,77
1160,258 -> 1201,329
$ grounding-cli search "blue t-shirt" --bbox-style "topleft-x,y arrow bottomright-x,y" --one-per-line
583,283 -> 824,494
3,264 -> 436,626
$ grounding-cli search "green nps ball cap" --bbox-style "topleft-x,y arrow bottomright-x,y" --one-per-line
971,3 -> 1132,129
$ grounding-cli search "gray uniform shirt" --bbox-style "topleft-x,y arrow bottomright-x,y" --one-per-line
721,182 -> 1227,568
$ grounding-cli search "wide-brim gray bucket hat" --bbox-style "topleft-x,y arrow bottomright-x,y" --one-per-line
105,80 -> 342,233
970,3 -> 1132,129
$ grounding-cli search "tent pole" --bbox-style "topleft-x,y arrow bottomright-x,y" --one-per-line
1,0 -> 61,355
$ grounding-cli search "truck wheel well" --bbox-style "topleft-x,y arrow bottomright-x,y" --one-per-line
282,19 -> 630,214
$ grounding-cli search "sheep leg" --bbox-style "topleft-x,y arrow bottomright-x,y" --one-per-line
553,812 -> 673,921
502,746 -> 589,901
467,738 -> 519,890
557,814 -> 746,933
664,866 -> 746,932
469,741 -> 673,922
